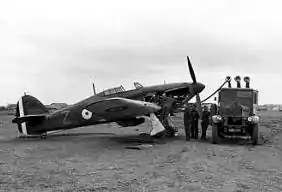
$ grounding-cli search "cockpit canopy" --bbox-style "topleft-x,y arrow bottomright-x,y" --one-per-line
97,85 -> 126,97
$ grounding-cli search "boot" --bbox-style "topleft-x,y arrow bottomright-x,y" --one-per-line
195,129 -> 199,140
191,130 -> 195,139
200,135 -> 206,140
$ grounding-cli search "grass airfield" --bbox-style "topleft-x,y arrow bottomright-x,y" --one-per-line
0,111 -> 282,191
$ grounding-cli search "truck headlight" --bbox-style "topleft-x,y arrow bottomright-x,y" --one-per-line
212,115 -> 222,123
247,115 -> 259,124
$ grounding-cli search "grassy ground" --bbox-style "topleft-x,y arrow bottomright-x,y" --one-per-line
0,111 -> 282,191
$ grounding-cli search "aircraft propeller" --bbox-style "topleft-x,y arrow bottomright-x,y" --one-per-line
183,56 -> 203,118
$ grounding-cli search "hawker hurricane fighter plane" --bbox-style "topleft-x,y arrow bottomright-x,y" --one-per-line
91,56 -> 206,137
12,94 -> 162,138
12,56 -> 205,138
93,56 -> 205,113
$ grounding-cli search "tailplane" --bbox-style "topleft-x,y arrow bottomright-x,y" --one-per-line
12,95 -> 49,136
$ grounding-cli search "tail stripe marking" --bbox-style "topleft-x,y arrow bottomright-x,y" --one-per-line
19,97 -> 28,135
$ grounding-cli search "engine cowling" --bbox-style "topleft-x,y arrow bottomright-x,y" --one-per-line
116,117 -> 146,127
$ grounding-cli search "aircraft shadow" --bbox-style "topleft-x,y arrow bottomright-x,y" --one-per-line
110,134 -> 184,145
0,132 -> 117,143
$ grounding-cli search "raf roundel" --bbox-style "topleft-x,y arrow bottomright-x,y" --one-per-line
81,109 -> 92,120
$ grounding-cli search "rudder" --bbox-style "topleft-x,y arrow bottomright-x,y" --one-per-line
14,95 -> 49,135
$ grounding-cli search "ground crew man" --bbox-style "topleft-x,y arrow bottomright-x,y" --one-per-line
159,94 -> 176,137
190,104 -> 200,139
201,106 -> 210,140
183,104 -> 192,141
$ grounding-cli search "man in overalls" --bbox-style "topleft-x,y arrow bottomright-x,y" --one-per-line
183,104 -> 192,141
201,106 -> 210,140
159,93 -> 176,137
190,104 -> 200,139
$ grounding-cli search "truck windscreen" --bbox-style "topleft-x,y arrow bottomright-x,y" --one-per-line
220,90 -> 253,107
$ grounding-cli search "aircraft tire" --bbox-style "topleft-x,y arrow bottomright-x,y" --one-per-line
152,131 -> 166,139
40,132 -> 47,139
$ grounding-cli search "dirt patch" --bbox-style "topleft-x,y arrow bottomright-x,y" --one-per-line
0,111 -> 282,191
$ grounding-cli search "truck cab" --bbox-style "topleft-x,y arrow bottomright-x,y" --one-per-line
211,76 -> 260,144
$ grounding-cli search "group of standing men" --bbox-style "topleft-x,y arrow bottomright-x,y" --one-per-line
183,104 -> 211,141
151,93 -> 211,139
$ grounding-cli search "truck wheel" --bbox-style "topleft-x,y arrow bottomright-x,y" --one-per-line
212,124 -> 220,144
252,124 -> 259,145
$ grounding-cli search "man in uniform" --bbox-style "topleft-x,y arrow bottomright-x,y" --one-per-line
183,104 -> 192,141
201,106 -> 210,140
190,104 -> 200,139
159,93 -> 176,137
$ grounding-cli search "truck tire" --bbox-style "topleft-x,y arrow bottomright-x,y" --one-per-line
212,124 -> 220,144
252,124 -> 259,145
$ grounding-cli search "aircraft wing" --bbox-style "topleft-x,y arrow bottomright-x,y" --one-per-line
85,97 -> 161,121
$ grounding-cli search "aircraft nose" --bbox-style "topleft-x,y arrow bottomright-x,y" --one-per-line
193,82 -> 205,93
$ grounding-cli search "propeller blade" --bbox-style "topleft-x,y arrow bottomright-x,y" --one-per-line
182,85 -> 195,105
182,56 -> 203,116
187,56 -> 197,83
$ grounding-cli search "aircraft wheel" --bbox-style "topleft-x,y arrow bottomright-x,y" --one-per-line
152,131 -> 166,139
40,133 -> 47,139
212,124 -> 220,144
165,128 -> 176,138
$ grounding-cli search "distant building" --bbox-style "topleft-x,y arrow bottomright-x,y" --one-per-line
257,105 -> 268,111
6,104 -> 17,115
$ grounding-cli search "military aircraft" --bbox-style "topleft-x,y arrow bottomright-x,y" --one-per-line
12,56 -> 205,138
12,93 -> 164,138
92,56 -> 205,116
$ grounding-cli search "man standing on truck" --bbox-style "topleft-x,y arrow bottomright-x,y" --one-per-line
191,104 -> 200,139
201,106 -> 210,140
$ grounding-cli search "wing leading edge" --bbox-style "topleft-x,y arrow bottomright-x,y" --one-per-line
85,97 -> 161,121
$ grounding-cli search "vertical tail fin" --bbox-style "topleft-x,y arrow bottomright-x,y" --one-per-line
13,95 -> 49,135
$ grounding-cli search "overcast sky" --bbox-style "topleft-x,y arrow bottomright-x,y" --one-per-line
0,0 -> 282,105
